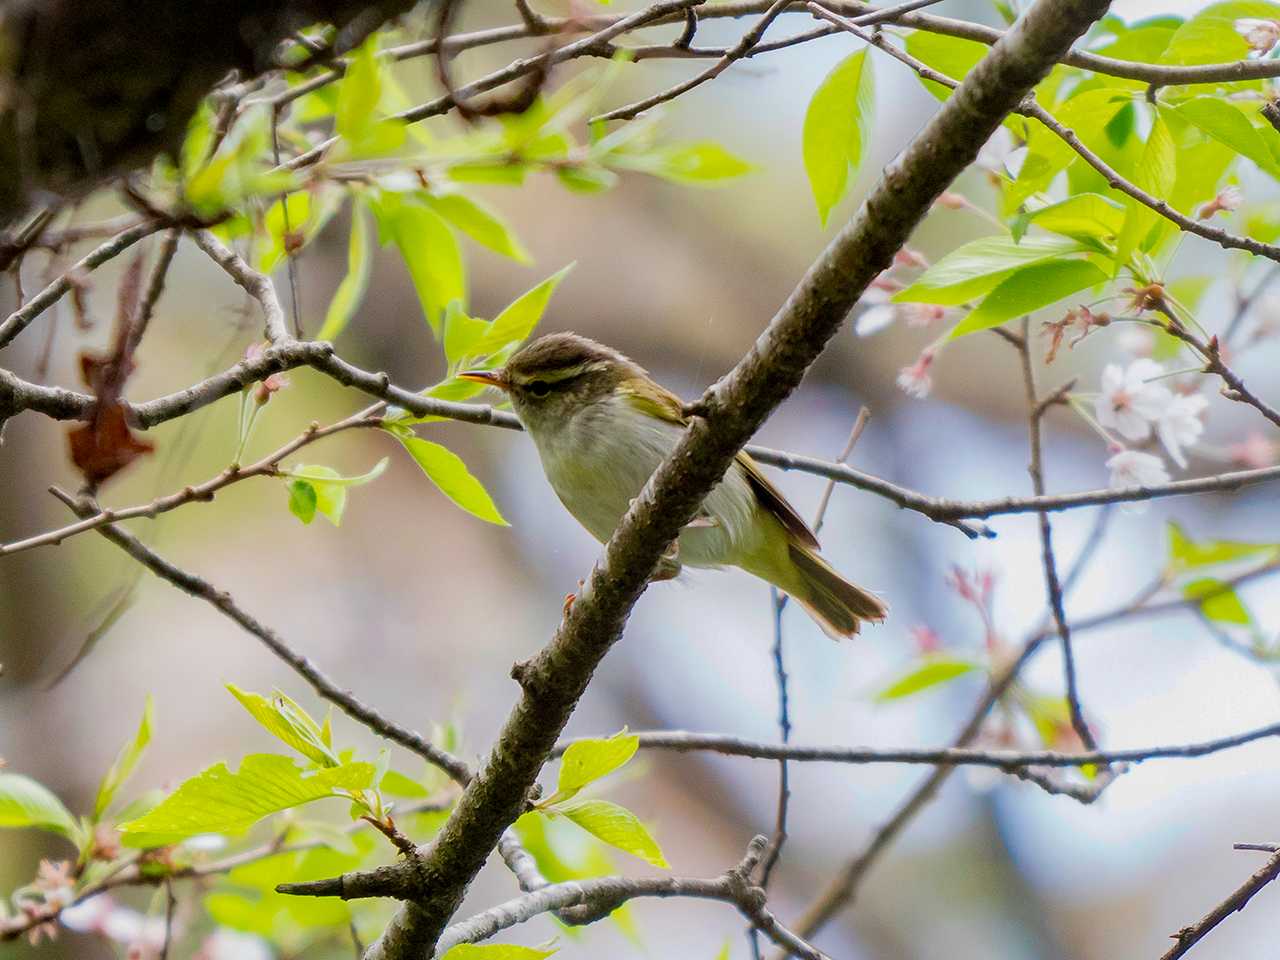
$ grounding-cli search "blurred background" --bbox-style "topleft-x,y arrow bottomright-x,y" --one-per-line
4,0 -> 1280,957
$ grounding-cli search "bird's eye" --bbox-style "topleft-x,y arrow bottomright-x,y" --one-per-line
528,380 -> 551,398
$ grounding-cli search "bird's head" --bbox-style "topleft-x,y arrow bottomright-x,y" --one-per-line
458,332 -> 646,430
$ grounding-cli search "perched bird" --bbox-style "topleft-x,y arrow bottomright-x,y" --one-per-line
459,333 -> 887,639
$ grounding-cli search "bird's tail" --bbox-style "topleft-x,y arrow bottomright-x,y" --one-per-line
783,543 -> 888,640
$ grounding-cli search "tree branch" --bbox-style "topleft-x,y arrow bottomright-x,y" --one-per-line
2,406 -> 384,557
0,220 -> 165,349
1016,317 -> 1097,750
1160,847 -> 1280,960
378,836 -> 830,960
550,723 -> 1280,770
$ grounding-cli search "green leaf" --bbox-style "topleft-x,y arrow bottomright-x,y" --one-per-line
119,754 -> 374,844
556,164 -> 619,193
1174,97 -> 1280,177
803,49 -> 875,226
903,31 -> 987,100
1115,112 -> 1176,267
93,696 -> 154,821
1167,521 -> 1278,569
373,193 -> 466,333
472,264 -> 574,358
1162,1 -> 1270,64
875,656 -> 980,701
423,193 -> 531,264
180,100 -> 217,182
439,945 -> 557,960
555,731 -> 638,801
257,192 -> 312,274
285,459 -> 388,527
554,798 -> 668,868
894,235 -> 1085,306
288,480 -> 318,524
1012,193 -> 1126,245
380,770 -> 431,799
336,39 -> 382,144
227,685 -> 338,767
1184,578 -> 1254,625
0,773 -> 78,838
317,205 -> 372,341
949,258 -> 1108,338
393,434 -> 508,525
613,142 -> 752,184
444,303 -> 495,368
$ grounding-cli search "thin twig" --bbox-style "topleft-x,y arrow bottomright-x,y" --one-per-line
550,722 -> 1280,769
594,0 -> 793,123
1160,847 -> 1280,960
192,231 -> 291,344
759,408 -> 869,890
0,407 -> 383,557
125,229 -> 180,356
1017,317 -> 1096,750
0,220 -> 165,349
48,487 -> 473,784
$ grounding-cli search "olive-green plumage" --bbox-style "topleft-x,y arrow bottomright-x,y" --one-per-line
461,333 -> 887,639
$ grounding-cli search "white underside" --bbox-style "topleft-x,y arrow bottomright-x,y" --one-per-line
528,395 -> 768,569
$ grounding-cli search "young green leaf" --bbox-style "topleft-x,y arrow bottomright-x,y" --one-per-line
423,193 -> 532,264
1168,521 -> 1279,570
894,235 -> 1085,306
1115,112 -> 1176,268
119,754 -> 374,845
875,657 -> 981,702
1161,0 -> 1263,65
0,773 -> 78,839
1173,97 -> 1280,178
803,49 -> 875,226
316,204 -> 372,342
438,945 -> 557,960
614,141 -> 753,184
380,769 -> 431,799
285,459 -> 389,527
1012,193 -> 1126,246
93,696 -> 155,821
393,434 -> 508,525
391,201 -> 466,334
336,39 -> 382,144
556,730 -> 638,801
1184,578 -> 1254,625
556,164 -> 619,193
289,480 -> 318,524
444,304 -> 495,368
257,192 -> 312,274
948,258 -> 1108,338
471,264 -> 574,358
554,798 -> 669,869
903,30 -> 988,99
227,685 -> 338,767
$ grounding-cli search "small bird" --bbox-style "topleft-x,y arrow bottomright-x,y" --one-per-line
459,333 -> 887,639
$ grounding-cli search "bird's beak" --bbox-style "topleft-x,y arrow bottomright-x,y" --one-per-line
457,369 -> 509,391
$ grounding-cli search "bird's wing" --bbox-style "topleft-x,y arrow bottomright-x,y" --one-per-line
735,451 -> 821,550
621,379 -> 820,550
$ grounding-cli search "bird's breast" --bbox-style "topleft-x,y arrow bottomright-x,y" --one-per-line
530,398 -> 763,566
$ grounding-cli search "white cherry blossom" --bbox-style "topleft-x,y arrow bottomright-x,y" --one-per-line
1156,392 -> 1208,468
1107,449 -> 1170,490
1094,359 -> 1172,441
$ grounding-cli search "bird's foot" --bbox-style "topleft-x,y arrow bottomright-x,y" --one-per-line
652,543 -> 682,583
562,578 -> 586,617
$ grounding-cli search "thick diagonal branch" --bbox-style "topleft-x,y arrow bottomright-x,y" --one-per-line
261,1 -> 1116,956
